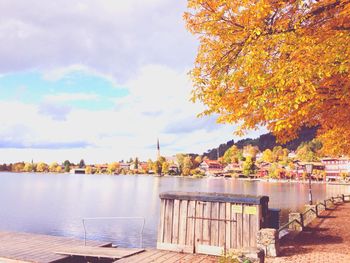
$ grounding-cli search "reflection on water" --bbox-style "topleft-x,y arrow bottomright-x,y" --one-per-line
0,172 -> 349,248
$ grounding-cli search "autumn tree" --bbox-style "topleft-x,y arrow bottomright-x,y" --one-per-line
176,154 -> 186,174
63,160 -> 71,172
193,155 -> 203,168
85,166 -> 92,174
107,162 -> 120,174
162,162 -> 170,174
23,162 -> 34,172
36,162 -> 48,172
134,157 -> 139,170
55,166 -> 63,173
243,145 -> 259,160
262,149 -> 274,163
12,162 -> 25,172
223,145 -> 240,164
242,156 -> 255,177
183,156 -> 193,176
49,162 -> 59,172
152,160 -> 162,175
296,140 -> 322,161
158,156 -> 166,165
185,0 -> 350,156
147,159 -> 153,173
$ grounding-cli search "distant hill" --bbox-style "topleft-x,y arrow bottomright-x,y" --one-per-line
203,126 -> 318,160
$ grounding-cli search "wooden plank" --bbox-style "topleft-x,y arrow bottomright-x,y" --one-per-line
164,199 -> 174,244
249,205 -> 259,247
118,249 -> 219,263
156,252 -> 190,263
172,199 -> 180,244
159,192 -> 269,204
236,204 -> 243,248
243,205 -> 251,248
0,257 -> 29,263
0,231 -> 111,263
125,250 -> 166,263
157,199 -> 166,243
151,251 -> 179,263
195,201 -> 204,246
225,202 -> 231,251
218,202 -> 226,249
178,199 -> 188,245
231,203 -> 237,249
210,202 -> 219,247
116,250 -> 162,263
55,246 -> 144,259
202,201 -> 211,246
156,242 -> 193,254
186,200 -> 196,249
196,244 -> 223,256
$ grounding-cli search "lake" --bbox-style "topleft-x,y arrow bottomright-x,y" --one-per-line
0,172 -> 349,248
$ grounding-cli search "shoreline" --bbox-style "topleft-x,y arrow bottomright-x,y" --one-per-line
1,171 -> 350,185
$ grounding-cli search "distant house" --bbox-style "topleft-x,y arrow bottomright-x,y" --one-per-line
139,162 -> 148,172
322,158 -> 350,179
199,160 -> 224,176
119,163 -> 130,171
256,162 -> 271,177
223,163 -> 242,173
168,164 -> 179,174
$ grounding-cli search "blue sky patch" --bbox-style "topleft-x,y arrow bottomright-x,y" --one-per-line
0,71 -> 129,111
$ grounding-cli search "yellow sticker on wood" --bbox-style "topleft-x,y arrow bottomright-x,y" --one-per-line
244,206 -> 257,215
232,205 -> 243,214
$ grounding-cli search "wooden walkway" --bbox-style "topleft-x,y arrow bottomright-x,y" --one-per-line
0,231 -> 219,263
55,246 -> 144,260
115,249 -> 218,263
0,231 -> 111,263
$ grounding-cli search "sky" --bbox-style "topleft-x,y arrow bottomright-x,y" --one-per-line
0,0 -> 266,164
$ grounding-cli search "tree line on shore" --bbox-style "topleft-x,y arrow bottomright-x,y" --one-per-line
0,137 -> 327,179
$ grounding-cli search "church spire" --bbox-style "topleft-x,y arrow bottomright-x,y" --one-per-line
157,138 -> 160,159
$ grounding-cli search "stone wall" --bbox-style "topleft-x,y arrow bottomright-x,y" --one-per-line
256,228 -> 279,257
303,204 -> 317,226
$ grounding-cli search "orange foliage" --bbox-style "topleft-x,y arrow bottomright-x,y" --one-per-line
184,0 -> 350,156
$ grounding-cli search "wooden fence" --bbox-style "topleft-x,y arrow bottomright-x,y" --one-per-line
157,192 -> 269,256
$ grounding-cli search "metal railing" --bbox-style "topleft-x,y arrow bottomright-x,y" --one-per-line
278,219 -> 303,233
277,193 -> 350,235
82,216 -> 146,247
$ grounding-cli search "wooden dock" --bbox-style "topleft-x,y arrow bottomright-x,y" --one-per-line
115,249 -> 218,263
0,231 -> 111,262
0,231 -> 219,263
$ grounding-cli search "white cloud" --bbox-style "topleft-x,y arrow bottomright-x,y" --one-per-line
0,0 -> 197,80
0,1 -> 267,163
0,64 -> 266,164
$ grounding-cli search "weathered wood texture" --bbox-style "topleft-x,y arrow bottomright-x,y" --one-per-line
115,249 -> 218,263
157,192 -> 267,256
0,231 -> 111,263
55,246 -> 144,259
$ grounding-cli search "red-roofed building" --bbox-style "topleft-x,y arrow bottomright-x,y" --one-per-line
199,160 -> 224,176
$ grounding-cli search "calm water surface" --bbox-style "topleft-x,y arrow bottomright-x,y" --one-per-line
0,172 -> 349,247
